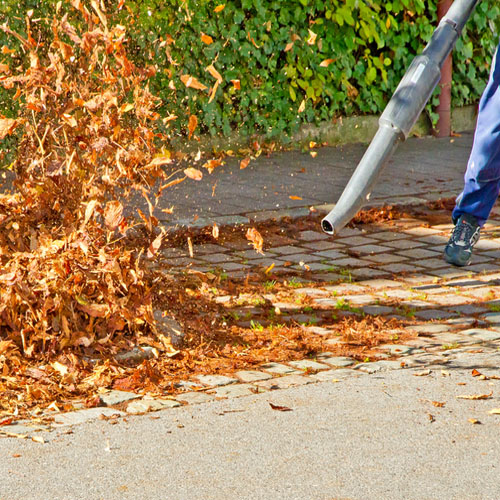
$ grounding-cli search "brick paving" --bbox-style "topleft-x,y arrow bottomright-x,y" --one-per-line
7,131 -> 500,439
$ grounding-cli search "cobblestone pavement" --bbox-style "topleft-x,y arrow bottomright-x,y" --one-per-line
4,132 -> 500,440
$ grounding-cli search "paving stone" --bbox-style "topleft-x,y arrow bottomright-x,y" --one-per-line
313,249 -> 346,260
126,399 -> 181,414
413,258 -> 449,269
235,370 -> 273,383
293,262 -> 333,271
253,374 -> 312,390
362,305 -> 394,315
53,408 -> 125,426
383,239 -> 427,250
428,294 -> 470,306
358,279 -> 401,289
212,383 -> 259,398
459,328 -> 500,342
475,239 -> 500,250
201,253 -> 238,264
403,227 -> 444,236
349,268 -> 391,279
351,244 -> 394,254
380,289 -> 414,299
355,360 -> 403,373
260,362 -> 302,375
450,304 -> 489,315
275,253 -> 323,264
319,356 -> 355,367
396,248 -> 441,259
364,253 -> 409,264
196,374 -> 238,387
413,309 -> 457,320
288,359 -> 330,371
406,323 -> 452,334
416,234 -> 449,245
368,231 -> 409,241
334,236 -> 379,246
342,294 -> 376,306
298,230 -> 329,241
99,390 -> 141,407
464,287 -> 497,299
192,243 -> 228,254
324,283 -> 366,294
328,257 -> 367,268
429,268 -> 473,279
175,392 -> 216,404
310,368 -> 360,381
381,344 -> 415,356
482,312 -> 500,324
301,240 -> 345,251
267,245 -> 307,255
467,263 -> 500,273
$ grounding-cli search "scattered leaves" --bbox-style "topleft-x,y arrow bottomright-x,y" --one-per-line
269,403 -> 292,412
457,392 -> 493,400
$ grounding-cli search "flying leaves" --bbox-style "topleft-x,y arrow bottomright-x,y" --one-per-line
180,74 -> 208,91
104,201 -> 124,230
246,227 -> 264,254
0,118 -> 20,140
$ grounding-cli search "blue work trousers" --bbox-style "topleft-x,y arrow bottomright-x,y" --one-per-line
453,38 -> 500,226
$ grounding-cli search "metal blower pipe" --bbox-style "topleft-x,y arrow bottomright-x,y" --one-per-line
321,0 -> 480,235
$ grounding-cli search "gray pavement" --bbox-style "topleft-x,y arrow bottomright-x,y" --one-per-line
2,353 -> 500,500
155,132 -> 473,227
4,131 -> 500,500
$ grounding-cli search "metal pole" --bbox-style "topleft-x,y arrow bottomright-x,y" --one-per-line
435,0 -> 454,137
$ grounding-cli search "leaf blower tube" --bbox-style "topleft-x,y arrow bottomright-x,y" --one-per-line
321,0 -> 480,235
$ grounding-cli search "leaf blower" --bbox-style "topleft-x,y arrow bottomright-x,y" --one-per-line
321,0 -> 480,235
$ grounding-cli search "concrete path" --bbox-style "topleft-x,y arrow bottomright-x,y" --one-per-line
4,131 -> 500,500
2,351 -> 500,500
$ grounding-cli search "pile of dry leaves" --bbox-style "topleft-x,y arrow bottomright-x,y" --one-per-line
0,3 -> 415,420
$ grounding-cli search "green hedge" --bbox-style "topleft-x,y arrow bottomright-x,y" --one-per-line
1,0 -> 499,144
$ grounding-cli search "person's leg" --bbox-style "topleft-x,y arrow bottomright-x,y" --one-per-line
445,39 -> 500,266
452,39 -> 500,226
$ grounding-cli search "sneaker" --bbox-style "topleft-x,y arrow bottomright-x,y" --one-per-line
444,213 -> 480,267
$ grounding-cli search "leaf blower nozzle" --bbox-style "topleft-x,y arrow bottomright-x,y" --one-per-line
321,0 -> 480,236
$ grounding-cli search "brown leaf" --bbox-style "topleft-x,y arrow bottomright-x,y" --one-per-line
431,401 -> 445,408
188,115 -> 198,140
184,167 -> 203,181
471,369 -> 482,377
104,201 -> 124,230
240,157 -> 250,170
147,232 -> 164,259
319,59 -> 335,67
201,33 -> 213,45
83,199 -> 99,226
212,223 -> 219,239
78,303 -> 108,318
468,418 -> 481,424
180,74 -> 208,91
488,408 -> 500,415
289,195 -> 302,200
269,403 -> 292,412
0,118 -> 19,140
231,79 -> 241,90
457,391 -> 493,400
206,64 -> 223,83
214,4 -> 225,12
246,227 -> 264,254
307,29 -> 317,45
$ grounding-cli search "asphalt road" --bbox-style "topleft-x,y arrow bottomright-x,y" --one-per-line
2,353 -> 500,500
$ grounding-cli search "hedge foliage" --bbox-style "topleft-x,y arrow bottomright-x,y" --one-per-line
1,0 -> 499,143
